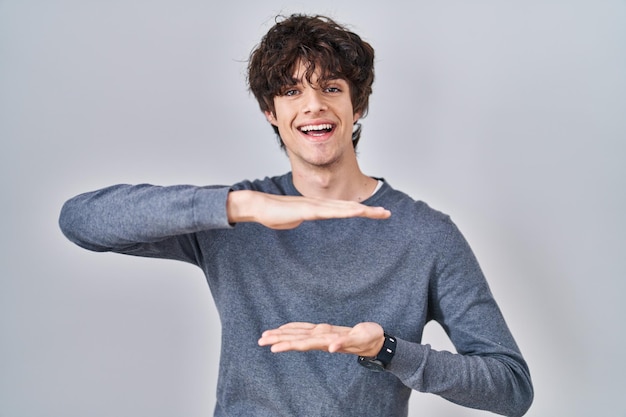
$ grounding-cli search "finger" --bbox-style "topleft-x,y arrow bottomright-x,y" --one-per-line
259,326 -> 337,345
273,322 -> 350,335
259,324 -> 348,351
259,322 -> 362,353
258,330 -> 311,346
260,323 -> 317,339
265,335 -> 339,353
277,322 -> 317,330
266,332 -> 363,354
302,202 -> 390,221
354,205 -> 392,219
258,332 -> 314,346
258,333 -> 316,350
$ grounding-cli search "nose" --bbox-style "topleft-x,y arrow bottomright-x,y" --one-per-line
302,88 -> 327,114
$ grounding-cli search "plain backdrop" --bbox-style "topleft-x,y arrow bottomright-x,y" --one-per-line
1,1 -> 625,416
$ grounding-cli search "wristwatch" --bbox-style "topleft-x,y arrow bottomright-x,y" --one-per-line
357,333 -> 396,372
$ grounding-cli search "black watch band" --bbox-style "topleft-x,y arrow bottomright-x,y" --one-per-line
357,333 -> 396,372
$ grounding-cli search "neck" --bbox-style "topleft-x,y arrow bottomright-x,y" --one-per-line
290,158 -> 377,202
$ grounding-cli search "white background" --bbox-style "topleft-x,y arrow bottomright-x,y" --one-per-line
1,1 -> 624,416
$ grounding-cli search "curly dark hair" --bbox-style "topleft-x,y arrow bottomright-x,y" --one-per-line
247,14 -> 375,149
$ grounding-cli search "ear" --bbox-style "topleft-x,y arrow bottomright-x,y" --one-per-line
353,111 -> 362,123
265,111 -> 278,126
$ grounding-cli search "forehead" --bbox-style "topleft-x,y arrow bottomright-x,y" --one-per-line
289,59 -> 344,82
288,60 -> 346,85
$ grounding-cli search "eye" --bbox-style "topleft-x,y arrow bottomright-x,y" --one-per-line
282,88 -> 299,97
324,86 -> 341,93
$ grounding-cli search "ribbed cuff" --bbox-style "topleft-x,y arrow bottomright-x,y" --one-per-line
192,186 -> 235,229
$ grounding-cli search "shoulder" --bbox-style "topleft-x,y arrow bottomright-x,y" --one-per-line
375,181 -> 454,235
374,182 -> 477,261
230,172 -> 296,195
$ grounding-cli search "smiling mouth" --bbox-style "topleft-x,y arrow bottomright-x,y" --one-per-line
299,123 -> 335,136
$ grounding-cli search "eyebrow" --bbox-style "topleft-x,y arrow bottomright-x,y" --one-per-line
286,76 -> 344,87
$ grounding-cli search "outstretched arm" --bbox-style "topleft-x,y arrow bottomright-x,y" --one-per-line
60,185 -> 391,254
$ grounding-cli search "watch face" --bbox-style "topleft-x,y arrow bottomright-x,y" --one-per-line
358,357 -> 385,372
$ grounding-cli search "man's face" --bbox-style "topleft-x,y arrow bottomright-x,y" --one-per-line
265,62 -> 361,170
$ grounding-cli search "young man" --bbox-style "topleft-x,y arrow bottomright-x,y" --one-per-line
59,14 -> 533,417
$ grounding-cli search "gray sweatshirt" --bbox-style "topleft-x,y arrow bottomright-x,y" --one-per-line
59,173 -> 533,417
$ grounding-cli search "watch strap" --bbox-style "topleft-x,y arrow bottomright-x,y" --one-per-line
376,333 -> 396,366
357,333 -> 396,371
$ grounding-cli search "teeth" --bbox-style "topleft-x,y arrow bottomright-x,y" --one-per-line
300,124 -> 333,132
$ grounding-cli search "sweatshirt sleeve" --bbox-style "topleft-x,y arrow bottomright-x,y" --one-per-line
59,183 -> 233,263
387,219 -> 534,417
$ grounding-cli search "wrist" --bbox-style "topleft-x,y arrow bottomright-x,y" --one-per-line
358,333 -> 397,372
226,190 -> 255,224
362,334 -> 385,358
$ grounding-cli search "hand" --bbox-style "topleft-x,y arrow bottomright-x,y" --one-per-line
227,190 -> 391,230
258,322 -> 385,357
